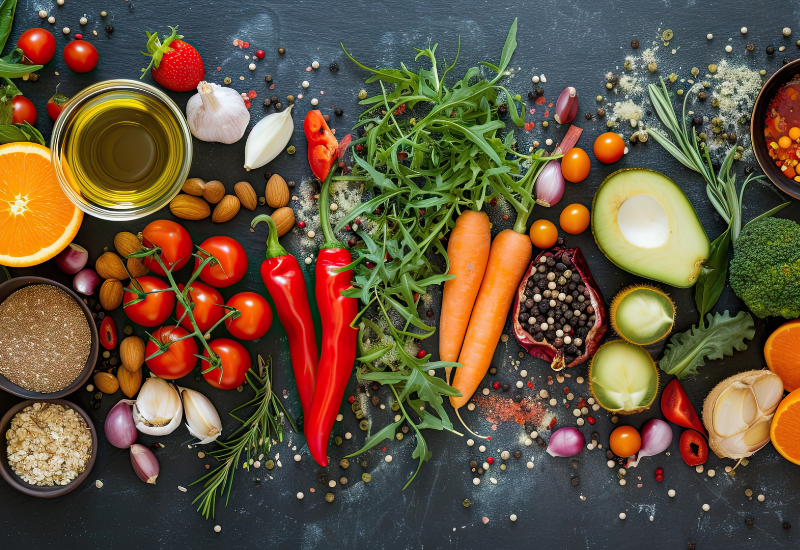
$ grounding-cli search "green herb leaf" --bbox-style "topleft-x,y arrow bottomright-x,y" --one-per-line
0,59 -> 41,78
0,124 -> 28,144
694,226 -> 731,320
659,311 -> 756,379
0,0 -> 17,55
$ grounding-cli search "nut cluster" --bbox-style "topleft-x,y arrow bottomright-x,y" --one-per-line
518,251 -> 596,365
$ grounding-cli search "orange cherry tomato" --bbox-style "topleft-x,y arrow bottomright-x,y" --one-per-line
560,147 -> 591,183
559,204 -> 591,235
529,219 -> 559,249
593,132 -> 625,164
609,425 -> 642,458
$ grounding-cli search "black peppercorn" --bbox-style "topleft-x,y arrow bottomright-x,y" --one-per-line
783,521 -> 791,530
330,61 -> 339,72
502,384 -> 509,392
263,98 -> 271,107
513,450 -> 522,458
528,91 -> 535,101
556,237 -> 565,246
278,47 -> 286,55
745,518 -> 754,527
401,425 -> 409,434
371,381 -> 380,391
470,460 -> 478,468
335,108 -> 344,116
105,25 -> 114,34
584,113 -> 592,120
265,75 -> 273,83
274,102 -> 282,110
535,86 -> 544,97
596,108 -> 605,117
477,467 -> 485,475
687,544 -> 696,550
784,58 -> 793,65
746,43 -> 754,51
728,133 -> 737,144
692,117 -> 703,127
497,104 -> 508,115
697,91 -> 707,101
426,309 -> 433,318
513,394 -> 523,403
631,39 -> 639,49
571,476 -> 579,486
607,450 -> 615,459
767,45 -> 775,55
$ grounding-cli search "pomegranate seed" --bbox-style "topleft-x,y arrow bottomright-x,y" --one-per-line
655,467 -> 664,475
297,221 -> 306,228
256,49 -> 265,59
487,456 -> 494,465
487,436 -> 492,441
74,33 -> 83,40
655,474 -> 663,482
365,261 -> 375,269
587,416 -> 596,424
348,396 -> 355,404
416,350 -> 425,359
492,381 -> 500,389
490,197 -> 498,206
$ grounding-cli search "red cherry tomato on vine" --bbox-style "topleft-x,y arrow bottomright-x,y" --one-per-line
46,90 -> 69,121
609,425 -> 641,457
17,28 -> 56,65
560,147 -> 591,183
225,292 -> 272,341
11,96 -> 37,125
195,236 -> 248,288
122,275 -> 175,327
145,325 -> 198,379
529,219 -> 559,249
62,40 -> 98,73
593,132 -> 625,164
559,203 -> 591,235
175,281 -> 225,334
142,219 -> 193,275
203,338 -> 251,390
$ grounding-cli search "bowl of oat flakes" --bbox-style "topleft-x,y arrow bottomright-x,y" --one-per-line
0,399 -> 97,497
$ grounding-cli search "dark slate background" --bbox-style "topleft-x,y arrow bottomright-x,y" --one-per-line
2,0 -> 800,548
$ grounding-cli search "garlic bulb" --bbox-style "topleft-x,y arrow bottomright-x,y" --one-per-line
186,81 -> 250,144
244,104 -> 294,171
133,377 -> 183,436
180,387 -> 222,444
702,370 -> 783,459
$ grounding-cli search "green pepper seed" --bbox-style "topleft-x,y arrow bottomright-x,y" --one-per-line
708,64 -> 717,74
339,459 -> 350,469
463,498 -> 471,508
358,89 -> 367,100
325,492 -> 335,503
362,473 -> 372,482
334,436 -> 343,446
223,77 -> 232,85
359,420 -> 369,431
662,29 -> 673,41
265,460 -> 275,470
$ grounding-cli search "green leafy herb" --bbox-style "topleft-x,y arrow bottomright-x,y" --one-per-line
694,226 -> 730,320
658,310 -> 756,379
339,19 -> 538,487
190,355 -> 295,519
0,0 -> 17,54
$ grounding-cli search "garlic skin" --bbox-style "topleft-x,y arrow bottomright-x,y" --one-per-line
244,104 -> 294,171
702,370 -> 783,460
133,377 -> 183,436
186,81 -> 250,144
180,387 -> 222,444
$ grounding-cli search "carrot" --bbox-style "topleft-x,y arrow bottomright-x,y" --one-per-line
440,210 -> 491,383
450,229 -> 532,410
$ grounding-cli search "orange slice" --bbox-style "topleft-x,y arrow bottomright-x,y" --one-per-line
770,388 -> 800,465
0,142 -> 82,267
765,319 -> 800,392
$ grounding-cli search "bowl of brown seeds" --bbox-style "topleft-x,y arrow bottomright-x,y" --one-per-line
0,277 -> 98,399
0,399 -> 98,497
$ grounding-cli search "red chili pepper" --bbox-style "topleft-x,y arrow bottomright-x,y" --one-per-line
679,429 -> 708,466
661,379 -> 707,437
306,167 -> 358,467
99,317 -> 117,350
251,214 -> 318,422
303,110 -> 339,181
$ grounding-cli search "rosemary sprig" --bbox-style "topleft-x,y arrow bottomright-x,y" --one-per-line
190,355 -> 295,519
337,19 -> 534,487
647,79 -> 789,319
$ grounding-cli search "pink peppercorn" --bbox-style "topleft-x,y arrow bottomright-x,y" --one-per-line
492,381 -> 500,389
297,221 -> 306,229
74,33 -> 83,40
348,396 -> 355,404
416,350 -> 426,359
486,456 -> 494,464
255,49 -> 265,59
587,416 -> 596,425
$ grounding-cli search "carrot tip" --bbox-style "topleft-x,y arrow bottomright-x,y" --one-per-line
455,407 -> 489,440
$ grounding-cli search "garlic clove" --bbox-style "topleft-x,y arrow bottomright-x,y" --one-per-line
133,377 -> 182,435
751,373 -> 783,414
244,105 -> 294,171
712,383 -> 757,438
186,81 -> 251,144
179,387 -> 222,444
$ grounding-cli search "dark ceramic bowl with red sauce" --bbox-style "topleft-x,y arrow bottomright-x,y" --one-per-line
751,58 -> 800,200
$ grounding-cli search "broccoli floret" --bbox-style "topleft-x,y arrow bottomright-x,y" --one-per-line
730,217 -> 800,319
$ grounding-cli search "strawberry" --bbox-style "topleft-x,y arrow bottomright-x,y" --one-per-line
141,26 -> 204,92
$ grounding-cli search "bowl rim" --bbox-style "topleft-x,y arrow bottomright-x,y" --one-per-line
750,58 -> 800,199
50,79 -> 193,221
0,276 -> 98,399
0,399 -> 98,498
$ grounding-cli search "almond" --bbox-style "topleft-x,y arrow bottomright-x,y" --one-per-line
170,194 -> 210,220
212,195 -> 241,223
234,181 -> 258,211
120,336 -> 145,372
96,251 -> 128,280
99,278 -> 123,310
118,366 -> 142,398
271,207 -> 296,237
94,372 -> 119,395
265,174 -> 290,208
127,257 -> 149,278
203,180 -> 226,204
114,232 -> 142,258
182,177 -> 206,196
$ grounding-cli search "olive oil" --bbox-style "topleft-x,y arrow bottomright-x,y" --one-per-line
60,90 -> 186,209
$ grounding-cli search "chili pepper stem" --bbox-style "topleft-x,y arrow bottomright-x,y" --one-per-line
318,166 -> 343,248
251,214 -> 289,258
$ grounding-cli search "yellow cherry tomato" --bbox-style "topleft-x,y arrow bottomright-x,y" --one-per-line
560,147 -> 591,183
529,219 -> 558,249
789,127 -> 800,141
593,132 -> 625,164
779,135 -> 793,149
609,425 -> 642,458
559,203 -> 591,235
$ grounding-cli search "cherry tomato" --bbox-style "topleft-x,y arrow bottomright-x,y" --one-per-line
175,281 -> 224,334
11,96 -> 37,125
195,236 -> 248,288
593,132 -> 625,164
203,338 -> 251,390
142,219 -> 193,275
145,325 -> 198,379
17,28 -> 56,65
560,147 -> 591,183
559,203 -> 591,235
99,316 -> 117,350
62,40 -> 99,73
609,425 -> 642,457
529,219 -> 559,249
123,275 -> 175,327
679,429 -> 708,467
225,292 -> 272,341
46,90 -> 69,121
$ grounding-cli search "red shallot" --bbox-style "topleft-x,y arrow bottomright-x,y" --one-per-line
131,443 -> 160,484
629,418 -> 672,466
534,161 -> 565,207
554,87 -> 578,124
54,243 -> 89,274
104,400 -> 138,449
73,268 -> 100,295
546,427 -> 585,457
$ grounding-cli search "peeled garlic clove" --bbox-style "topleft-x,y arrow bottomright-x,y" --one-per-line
752,373 -> 783,414
712,383 -> 757,438
180,387 -> 222,444
244,104 -> 294,171
133,377 -> 183,435
186,81 -> 250,144
716,420 -> 771,459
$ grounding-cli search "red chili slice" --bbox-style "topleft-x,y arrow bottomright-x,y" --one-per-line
99,316 -> 117,350
679,429 -> 708,467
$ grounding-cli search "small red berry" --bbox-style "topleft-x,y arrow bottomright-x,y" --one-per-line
655,468 -> 664,475
490,197 -> 498,206
348,396 -> 355,404
487,436 -> 492,441
255,49 -> 265,59
416,350 -> 425,359
74,33 -> 83,40
365,261 -> 375,269
655,474 -> 663,482
297,221 -> 306,228
587,416 -> 596,424
242,41 -> 250,49
492,381 -> 500,389
487,456 -> 494,465
244,100 -> 251,109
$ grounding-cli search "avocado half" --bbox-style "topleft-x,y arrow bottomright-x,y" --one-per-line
592,168 -> 710,288
610,284 -> 676,345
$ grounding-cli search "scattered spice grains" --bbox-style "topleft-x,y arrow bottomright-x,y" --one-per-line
0,285 -> 91,393
471,394 -> 550,427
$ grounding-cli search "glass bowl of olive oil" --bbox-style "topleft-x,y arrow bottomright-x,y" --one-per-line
51,80 -> 192,220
